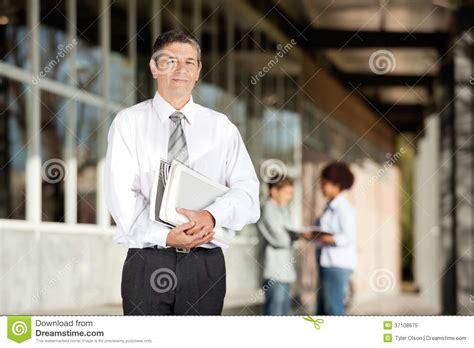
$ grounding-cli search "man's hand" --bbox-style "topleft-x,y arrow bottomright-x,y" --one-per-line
166,221 -> 215,249
176,208 -> 216,236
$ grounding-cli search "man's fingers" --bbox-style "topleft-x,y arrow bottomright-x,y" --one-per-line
190,232 -> 215,248
175,221 -> 195,232
202,232 -> 215,244
185,225 -> 205,236
176,207 -> 194,220
190,229 -> 210,242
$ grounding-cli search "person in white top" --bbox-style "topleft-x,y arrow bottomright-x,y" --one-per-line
104,30 -> 260,315
304,161 -> 356,315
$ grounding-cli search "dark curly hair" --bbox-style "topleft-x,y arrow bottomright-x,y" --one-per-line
321,161 -> 354,190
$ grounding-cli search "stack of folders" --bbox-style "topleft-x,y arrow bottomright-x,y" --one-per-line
149,159 -> 232,247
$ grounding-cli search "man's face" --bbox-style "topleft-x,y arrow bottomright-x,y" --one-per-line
271,185 -> 294,206
320,178 -> 340,199
150,42 -> 202,99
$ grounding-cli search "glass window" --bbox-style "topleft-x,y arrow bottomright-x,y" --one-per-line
38,1 -> 77,86
3,1 -> 29,71
76,103 -> 102,224
76,0 -> 101,96
263,108 -> 301,164
40,90 -> 67,222
0,78 -> 28,219
193,82 -> 248,138
110,1 -> 135,104
302,102 -> 328,152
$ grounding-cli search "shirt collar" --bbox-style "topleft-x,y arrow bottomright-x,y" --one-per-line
152,91 -> 195,125
326,193 -> 345,210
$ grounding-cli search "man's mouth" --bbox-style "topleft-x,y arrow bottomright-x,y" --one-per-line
172,77 -> 189,82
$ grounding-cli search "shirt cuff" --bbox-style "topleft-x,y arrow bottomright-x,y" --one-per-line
145,221 -> 172,248
204,199 -> 230,229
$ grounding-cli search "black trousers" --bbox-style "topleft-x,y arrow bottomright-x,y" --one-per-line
121,247 -> 226,315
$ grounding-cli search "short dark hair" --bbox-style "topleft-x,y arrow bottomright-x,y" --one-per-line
321,161 -> 354,190
152,29 -> 201,63
268,176 -> 294,192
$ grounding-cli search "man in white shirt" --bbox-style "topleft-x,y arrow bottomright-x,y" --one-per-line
104,30 -> 260,315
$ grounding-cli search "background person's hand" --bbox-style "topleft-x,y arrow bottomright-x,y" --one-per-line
165,220 -> 215,249
176,207 -> 216,236
317,234 -> 336,245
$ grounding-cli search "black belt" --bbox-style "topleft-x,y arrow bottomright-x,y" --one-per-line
142,246 -> 201,254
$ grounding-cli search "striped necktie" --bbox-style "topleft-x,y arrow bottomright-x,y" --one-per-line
167,111 -> 189,165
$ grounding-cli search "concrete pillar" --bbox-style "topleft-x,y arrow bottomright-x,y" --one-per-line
438,5 -> 474,315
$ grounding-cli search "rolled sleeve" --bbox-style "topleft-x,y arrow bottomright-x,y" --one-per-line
205,124 -> 260,231
104,113 -> 171,247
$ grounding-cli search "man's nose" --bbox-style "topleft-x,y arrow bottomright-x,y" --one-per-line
176,60 -> 187,72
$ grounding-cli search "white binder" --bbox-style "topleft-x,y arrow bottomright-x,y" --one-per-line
150,159 -> 232,247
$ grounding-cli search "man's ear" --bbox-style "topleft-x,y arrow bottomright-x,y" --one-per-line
149,59 -> 159,79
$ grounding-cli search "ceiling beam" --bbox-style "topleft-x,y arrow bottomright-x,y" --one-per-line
245,0 -> 449,50
334,72 -> 435,88
296,29 -> 449,49
371,103 -> 426,133
371,103 -> 426,117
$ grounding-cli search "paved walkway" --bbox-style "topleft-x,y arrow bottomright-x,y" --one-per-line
346,293 -> 440,316
31,293 -> 439,316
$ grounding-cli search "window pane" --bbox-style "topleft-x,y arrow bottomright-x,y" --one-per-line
194,82 -> 248,141
110,1 -> 134,104
3,1 -> 29,71
40,91 -> 67,222
263,108 -> 301,164
76,0 -> 101,96
38,1 -> 76,86
76,103 -> 101,224
137,54 -> 154,102
0,78 -> 28,219
219,92 -> 247,140
109,53 -> 134,104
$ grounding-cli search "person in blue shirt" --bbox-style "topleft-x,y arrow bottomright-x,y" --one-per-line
304,161 -> 356,315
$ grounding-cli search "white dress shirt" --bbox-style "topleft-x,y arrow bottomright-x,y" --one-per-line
315,193 -> 357,269
104,91 -> 260,249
